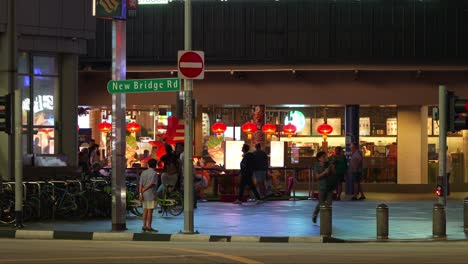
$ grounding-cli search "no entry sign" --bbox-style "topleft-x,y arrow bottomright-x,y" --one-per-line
178,50 -> 205,80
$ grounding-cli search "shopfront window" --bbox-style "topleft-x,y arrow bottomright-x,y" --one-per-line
19,53 -> 59,155
427,106 -> 467,184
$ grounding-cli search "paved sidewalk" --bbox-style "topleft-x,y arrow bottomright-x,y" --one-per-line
1,192 -> 467,241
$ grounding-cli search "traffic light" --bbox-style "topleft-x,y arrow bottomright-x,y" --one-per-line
0,93 -> 13,135
435,184 -> 443,196
447,91 -> 468,132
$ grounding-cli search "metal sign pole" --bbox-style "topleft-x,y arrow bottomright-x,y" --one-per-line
183,0 -> 195,234
438,85 -> 447,206
111,19 -> 127,231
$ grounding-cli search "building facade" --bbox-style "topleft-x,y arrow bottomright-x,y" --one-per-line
0,0 -> 95,180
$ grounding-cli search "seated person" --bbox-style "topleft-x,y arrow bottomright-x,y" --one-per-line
157,156 -> 179,196
85,162 -> 108,181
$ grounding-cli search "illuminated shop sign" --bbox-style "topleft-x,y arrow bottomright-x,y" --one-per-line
284,110 -> 305,133
22,95 -> 54,112
138,0 -> 169,4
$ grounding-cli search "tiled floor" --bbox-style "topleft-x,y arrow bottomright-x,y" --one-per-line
10,192 -> 468,240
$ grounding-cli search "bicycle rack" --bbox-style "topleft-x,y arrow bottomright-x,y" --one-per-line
90,179 -> 108,190
65,180 -> 83,193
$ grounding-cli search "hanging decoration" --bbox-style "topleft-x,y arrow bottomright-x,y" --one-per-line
282,123 -> 297,138
261,123 -> 276,140
317,108 -> 333,141
39,127 -> 54,135
241,121 -> 257,139
126,121 -> 141,134
98,121 -> 112,133
317,123 -> 333,141
211,121 -> 227,138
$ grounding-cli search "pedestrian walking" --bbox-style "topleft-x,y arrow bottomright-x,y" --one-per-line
139,158 -> 158,232
233,144 -> 263,205
253,143 -> 269,196
446,147 -> 453,196
350,142 -> 366,200
331,146 -> 347,200
312,151 -> 334,223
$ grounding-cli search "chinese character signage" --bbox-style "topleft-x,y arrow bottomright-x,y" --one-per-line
93,0 -> 127,19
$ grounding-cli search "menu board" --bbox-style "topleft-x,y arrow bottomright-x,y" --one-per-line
386,117 -> 397,136
270,141 -> 285,167
224,140 -> 245,170
359,117 -> 370,136
427,117 -> 440,136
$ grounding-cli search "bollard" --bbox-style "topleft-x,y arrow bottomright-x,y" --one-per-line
320,203 -> 332,237
432,203 -> 446,239
464,197 -> 468,233
376,204 -> 389,240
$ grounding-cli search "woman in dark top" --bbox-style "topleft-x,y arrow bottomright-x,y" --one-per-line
331,146 -> 348,201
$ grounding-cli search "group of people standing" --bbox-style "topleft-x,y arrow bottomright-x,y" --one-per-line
232,143 -> 269,205
312,142 -> 366,223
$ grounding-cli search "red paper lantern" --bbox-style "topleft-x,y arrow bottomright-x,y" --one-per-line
126,121 -> 141,133
211,121 -> 227,138
317,123 -> 333,141
98,121 -> 112,133
241,122 -> 257,139
282,123 -> 297,137
39,128 -> 54,134
262,123 -> 276,139
317,123 -> 333,135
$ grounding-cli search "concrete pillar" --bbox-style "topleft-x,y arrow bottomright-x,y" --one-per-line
397,106 -> 428,184
60,54 -> 79,166
345,105 -> 359,194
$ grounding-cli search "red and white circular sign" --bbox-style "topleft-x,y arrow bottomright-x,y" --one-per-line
178,51 -> 205,80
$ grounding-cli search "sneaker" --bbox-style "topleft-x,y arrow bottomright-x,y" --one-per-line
351,196 -> 358,201
232,199 -> 242,204
358,196 -> 366,200
255,199 -> 264,205
146,228 -> 158,232
312,215 -> 317,223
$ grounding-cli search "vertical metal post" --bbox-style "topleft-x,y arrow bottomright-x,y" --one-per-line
111,19 -> 127,231
464,197 -> 468,233
7,0 -> 23,228
438,85 -> 447,206
183,0 -> 195,234
319,203 -> 332,237
376,204 -> 389,240
432,203 -> 446,239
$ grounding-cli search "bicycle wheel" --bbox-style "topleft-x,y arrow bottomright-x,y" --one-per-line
168,192 -> 183,216
71,194 -> 89,219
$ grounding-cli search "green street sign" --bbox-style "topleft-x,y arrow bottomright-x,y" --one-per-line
107,78 -> 181,94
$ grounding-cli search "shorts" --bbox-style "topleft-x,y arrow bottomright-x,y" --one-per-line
254,170 -> 267,182
143,200 -> 156,209
352,172 -> 362,183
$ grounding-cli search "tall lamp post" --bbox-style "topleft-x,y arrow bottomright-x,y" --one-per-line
93,0 -> 138,231
182,0 -> 195,234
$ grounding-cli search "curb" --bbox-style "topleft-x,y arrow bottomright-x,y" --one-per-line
0,229 -> 327,243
